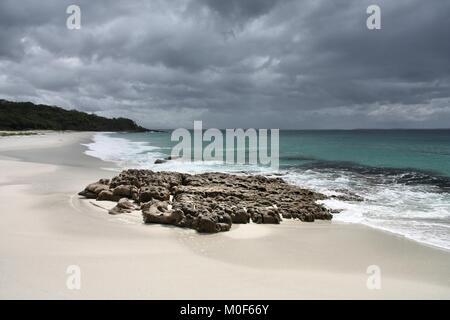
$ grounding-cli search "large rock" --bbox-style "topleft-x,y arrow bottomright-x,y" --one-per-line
79,170 -> 333,233
78,181 -> 109,198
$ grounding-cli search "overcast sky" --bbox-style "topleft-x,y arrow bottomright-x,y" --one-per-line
1,0 -> 449,129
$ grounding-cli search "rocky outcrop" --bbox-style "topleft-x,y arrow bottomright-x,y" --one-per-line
79,170 -> 333,233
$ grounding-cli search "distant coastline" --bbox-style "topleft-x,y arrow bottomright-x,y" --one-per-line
0,99 -> 158,132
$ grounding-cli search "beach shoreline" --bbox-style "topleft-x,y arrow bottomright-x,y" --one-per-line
0,131 -> 449,299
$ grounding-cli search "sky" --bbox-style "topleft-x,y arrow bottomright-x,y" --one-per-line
1,0 -> 449,129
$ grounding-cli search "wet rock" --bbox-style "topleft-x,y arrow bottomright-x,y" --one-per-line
331,191 -> 364,202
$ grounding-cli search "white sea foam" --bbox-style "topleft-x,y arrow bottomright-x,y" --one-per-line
84,132 -> 450,251
282,170 -> 450,251
83,133 -> 274,174
82,132 -> 165,169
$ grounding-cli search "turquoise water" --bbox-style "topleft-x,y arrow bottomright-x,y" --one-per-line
280,130 -> 450,178
114,129 -> 450,178
84,130 -> 450,250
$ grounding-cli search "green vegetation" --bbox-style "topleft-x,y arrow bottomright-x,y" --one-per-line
0,131 -> 38,137
0,99 -> 149,132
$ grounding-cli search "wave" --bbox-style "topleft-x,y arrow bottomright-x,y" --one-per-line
82,132 -> 165,169
82,132 -> 275,174
292,160 -> 450,192
282,168 -> 450,250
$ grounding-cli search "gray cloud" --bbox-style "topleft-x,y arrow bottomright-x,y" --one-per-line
0,0 -> 449,129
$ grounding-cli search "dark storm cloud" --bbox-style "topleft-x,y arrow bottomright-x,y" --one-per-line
0,0 -> 449,128
199,0 -> 282,22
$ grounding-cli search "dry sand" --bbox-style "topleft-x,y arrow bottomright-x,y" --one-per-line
0,131 -> 449,299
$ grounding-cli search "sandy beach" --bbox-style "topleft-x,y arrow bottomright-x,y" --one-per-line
0,131 -> 449,299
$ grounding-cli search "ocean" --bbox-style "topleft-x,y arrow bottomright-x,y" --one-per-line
83,130 -> 450,250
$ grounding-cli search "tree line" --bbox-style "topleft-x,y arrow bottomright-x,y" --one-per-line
0,99 -> 149,132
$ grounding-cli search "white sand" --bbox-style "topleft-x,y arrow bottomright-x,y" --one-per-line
0,131 -> 449,299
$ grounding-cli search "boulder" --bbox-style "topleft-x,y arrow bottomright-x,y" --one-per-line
230,208 -> 250,224
300,213 -> 315,222
86,182 -> 109,194
142,201 -> 184,225
251,207 -> 281,224
78,181 -> 109,198
109,198 -> 136,215
113,185 -> 135,198
97,190 -> 121,202
196,213 -> 220,233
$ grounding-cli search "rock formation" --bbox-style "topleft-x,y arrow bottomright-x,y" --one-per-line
79,170 -> 333,233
